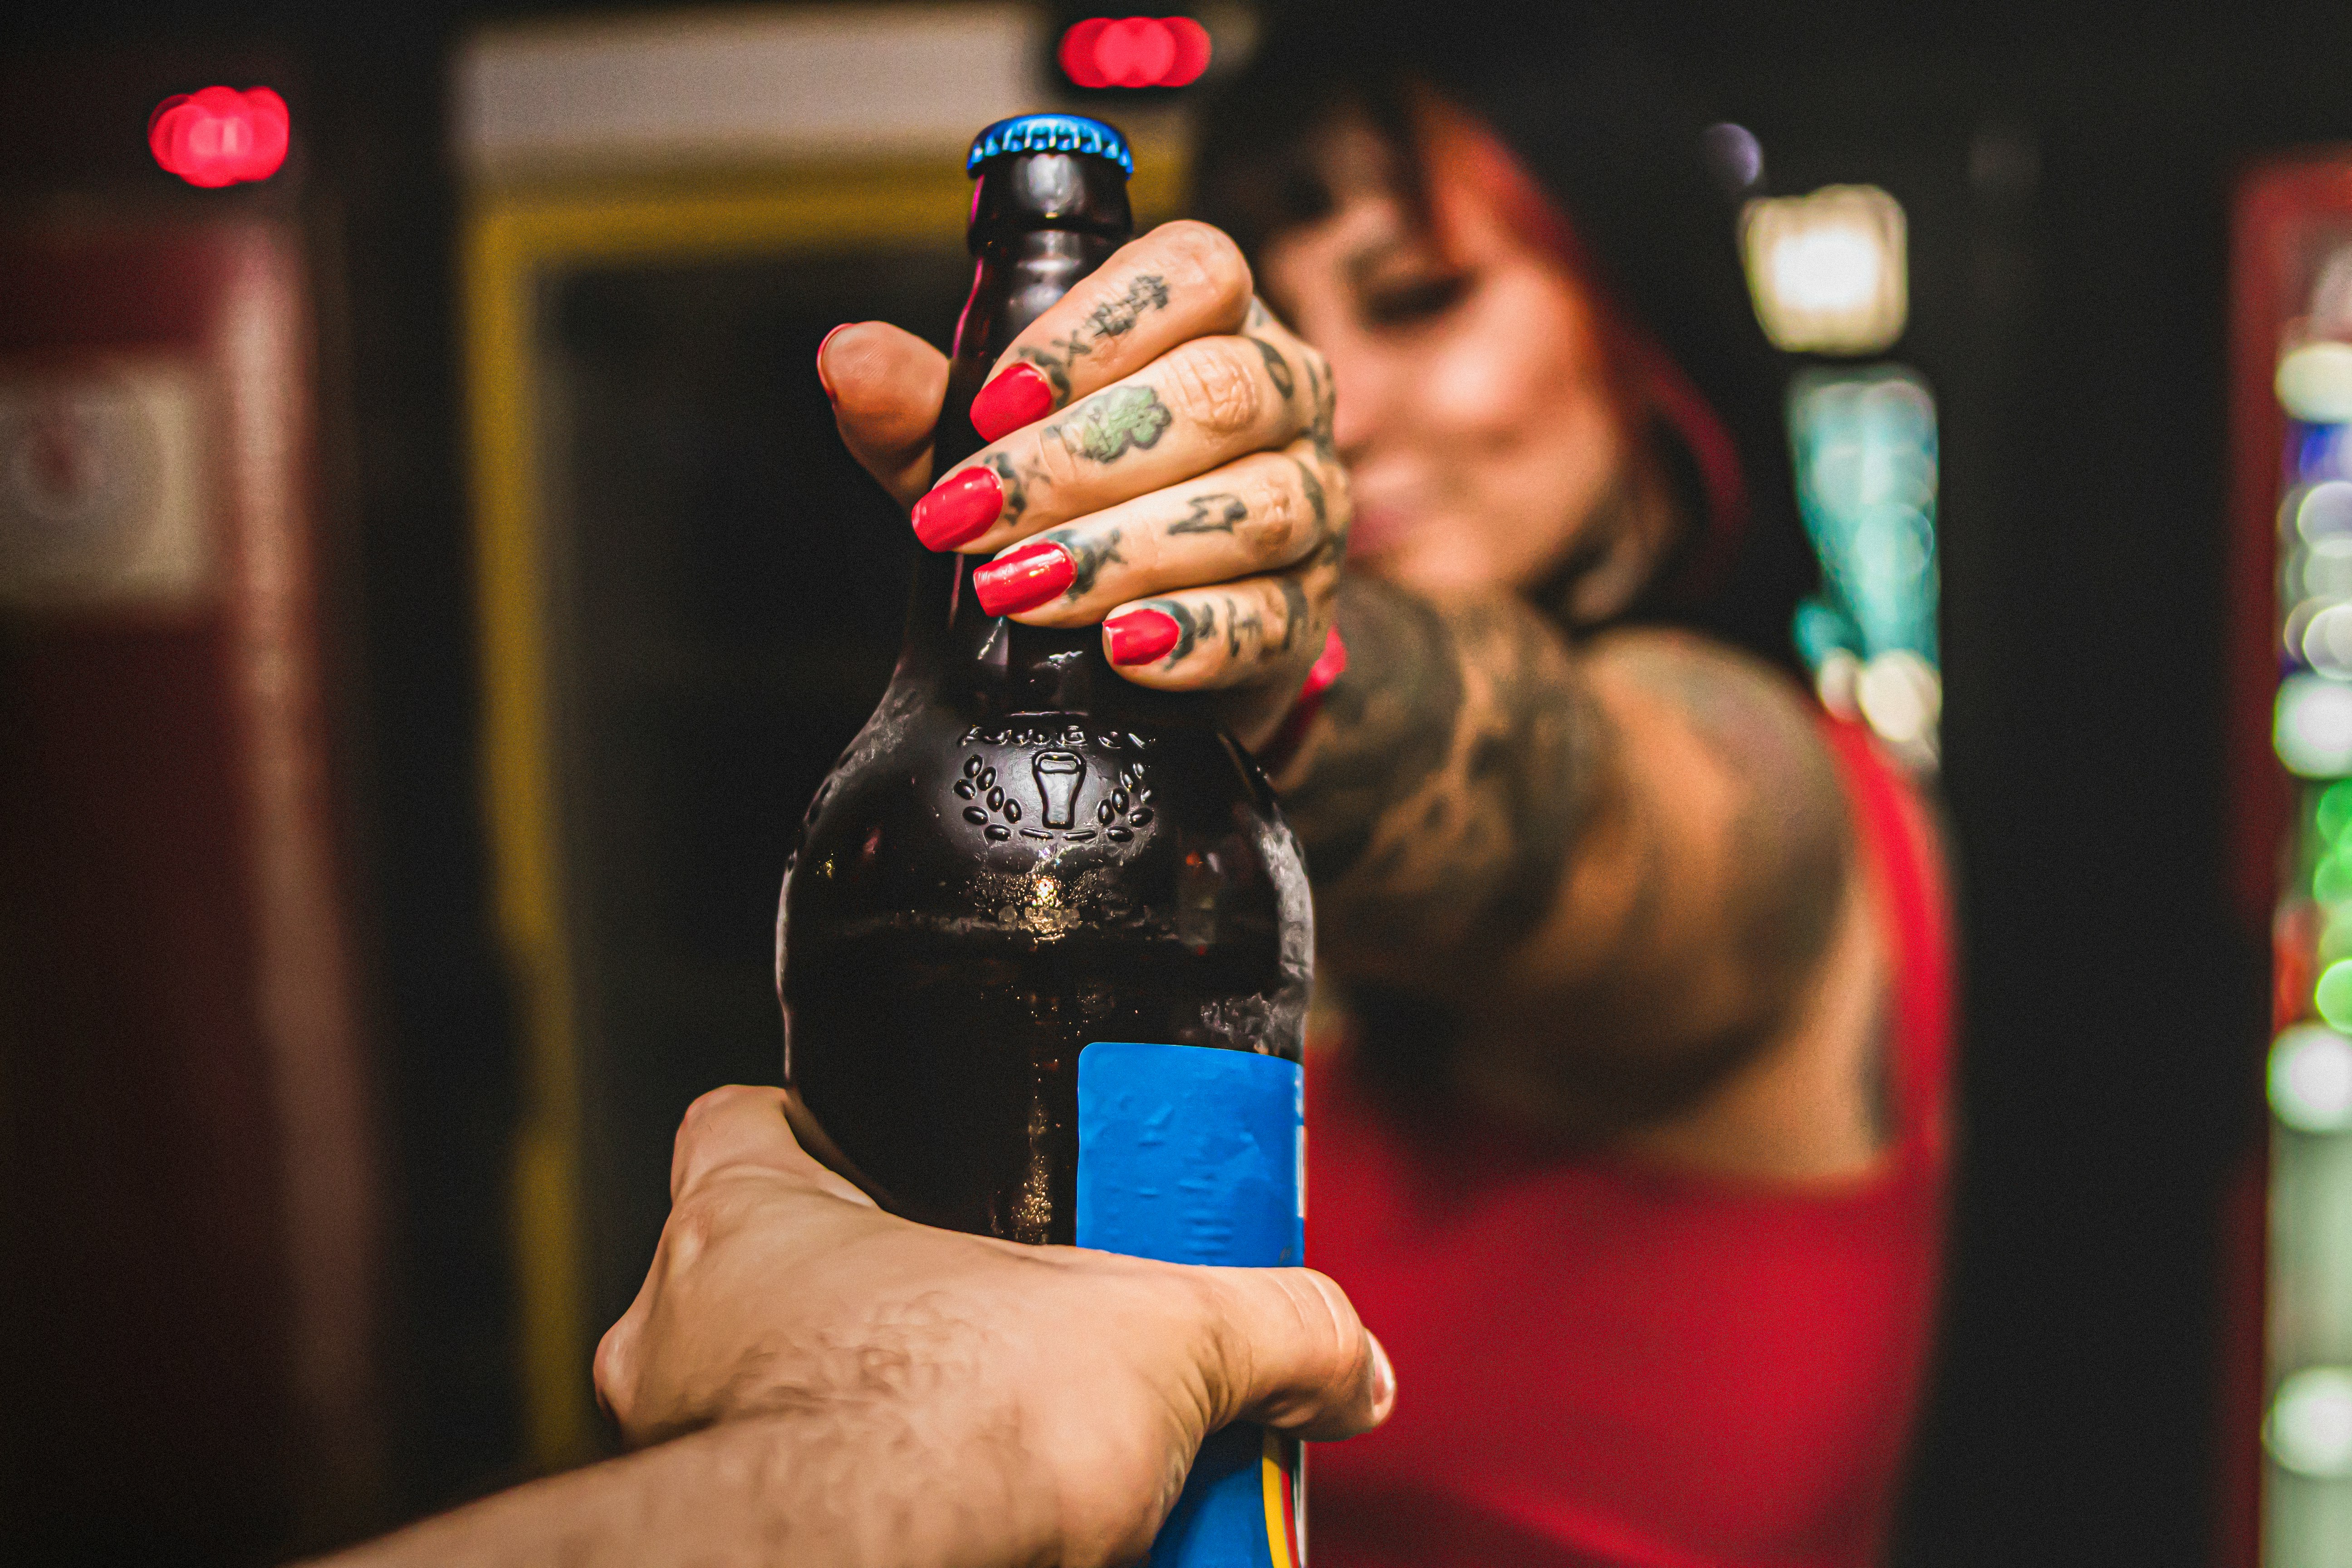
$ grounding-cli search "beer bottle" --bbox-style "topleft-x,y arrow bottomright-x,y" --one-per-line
778,115 -> 1311,1565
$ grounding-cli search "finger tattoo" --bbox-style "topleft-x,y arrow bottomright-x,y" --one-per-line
1279,574 -> 1310,652
1045,525 -> 1127,597
1291,458 -> 1328,529
1013,274 -> 1174,400
985,451 -> 1036,526
1168,492 -> 1250,535
1086,274 -> 1171,341
1051,385 -> 1173,464
1247,335 -> 1296,400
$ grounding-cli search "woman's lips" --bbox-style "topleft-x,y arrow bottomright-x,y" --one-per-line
1346,503 -> 1419,559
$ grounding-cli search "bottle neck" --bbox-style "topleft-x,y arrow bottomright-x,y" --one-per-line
903,224 -> 1147,716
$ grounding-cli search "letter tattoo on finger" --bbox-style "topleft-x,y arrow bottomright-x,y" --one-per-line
1045,526 -> 1127,597
986,452 -> 1036,526
1168,492 -> 1250,535
1247,335 -> 1296,400
1086,274 -> 1171,342
1279,574 -> 1310,652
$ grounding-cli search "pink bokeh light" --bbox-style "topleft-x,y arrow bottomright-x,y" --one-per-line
149,87 -> 289,188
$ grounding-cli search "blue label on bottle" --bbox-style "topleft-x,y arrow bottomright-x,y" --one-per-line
1077,1042 -> 1307,1568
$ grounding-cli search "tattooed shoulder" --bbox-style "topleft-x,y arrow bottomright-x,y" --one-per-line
1587,628 -> 1850,987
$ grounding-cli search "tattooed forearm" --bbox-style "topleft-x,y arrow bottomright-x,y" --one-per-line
1279,583 -> 1857,1120
1277,578 -> 1596,966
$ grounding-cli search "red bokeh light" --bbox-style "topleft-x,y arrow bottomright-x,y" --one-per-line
149,87 -> 289,188
1059,16 -> 1212,89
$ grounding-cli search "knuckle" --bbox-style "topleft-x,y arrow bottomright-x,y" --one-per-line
1165,343 -> 1264,438
1155,220 -> 1252,310
662,1192 -> 725,1276
1236,472 -> 1301,562
1027,426 -> 1088,491
592,1322 -> 637,1416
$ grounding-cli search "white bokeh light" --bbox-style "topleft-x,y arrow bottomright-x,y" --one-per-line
2276,673 -> 2352,776
2271,1023 -> 2352,1132
2269,1367 -> 2352,1477
2279,342 -> 2352,425
1742,186 -> 1908,356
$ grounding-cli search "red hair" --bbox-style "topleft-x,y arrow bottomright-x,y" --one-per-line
1413,96 -> 1752,604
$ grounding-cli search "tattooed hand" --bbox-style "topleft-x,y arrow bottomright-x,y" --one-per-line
820,222 -> 1348,747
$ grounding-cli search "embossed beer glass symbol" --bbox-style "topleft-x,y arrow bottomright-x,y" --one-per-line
1032,751 -> 1086,828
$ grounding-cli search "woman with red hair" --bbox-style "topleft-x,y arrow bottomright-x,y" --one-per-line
807,5 -> 1953,1563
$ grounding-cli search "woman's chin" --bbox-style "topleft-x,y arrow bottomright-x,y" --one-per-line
1352,534 -> 1510,597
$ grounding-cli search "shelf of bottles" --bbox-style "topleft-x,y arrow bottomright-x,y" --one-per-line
2266,257 -> 2352,1560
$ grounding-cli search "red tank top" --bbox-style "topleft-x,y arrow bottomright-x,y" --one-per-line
1305,717 -> 1953,1568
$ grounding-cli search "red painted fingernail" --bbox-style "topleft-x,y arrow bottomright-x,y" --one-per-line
970,363 -> 1055,443
911,466 -> 1004,551
816,323 -> 853,402
972,539 -> 1075,617
1106,607 -> 1182,666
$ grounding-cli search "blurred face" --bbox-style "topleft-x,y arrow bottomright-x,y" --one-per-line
1259,107 -> 1676,613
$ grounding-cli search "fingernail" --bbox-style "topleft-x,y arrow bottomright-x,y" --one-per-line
911,466 -> 1004,551
815,323 -> 853,402
972,539 -> 1075,617
1106,607 -> 1181,666
970,363 -> 1055,443
1368,1334 -> 1396,1421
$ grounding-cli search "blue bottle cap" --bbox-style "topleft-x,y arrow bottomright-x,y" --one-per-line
967,113 -> 1133,176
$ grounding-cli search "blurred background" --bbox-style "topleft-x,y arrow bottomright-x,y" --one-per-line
12,1 -> 2352,1563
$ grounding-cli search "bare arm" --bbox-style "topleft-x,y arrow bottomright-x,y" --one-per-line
314,1412 -> 1015,1568
313,1087 -> 1391,1568
1275,578 -> 1862,1144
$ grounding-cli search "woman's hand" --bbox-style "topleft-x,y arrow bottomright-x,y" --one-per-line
821,221 -> 1348,747
593,1085 -> 1392,1568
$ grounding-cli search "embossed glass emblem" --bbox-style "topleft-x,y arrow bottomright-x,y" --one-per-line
1034,751 -> 1085,827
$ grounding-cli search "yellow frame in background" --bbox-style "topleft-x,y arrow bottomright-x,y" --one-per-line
461,152 -> 1185,1470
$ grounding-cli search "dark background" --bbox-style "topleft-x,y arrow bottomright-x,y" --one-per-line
0,0 -> 2325,1563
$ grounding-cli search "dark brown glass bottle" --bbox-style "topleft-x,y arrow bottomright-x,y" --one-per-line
777,117 -> 1313,1248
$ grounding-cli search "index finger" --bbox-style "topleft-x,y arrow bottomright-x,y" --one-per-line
668,1084 -> 872,1210
968,220 -> 1254,443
